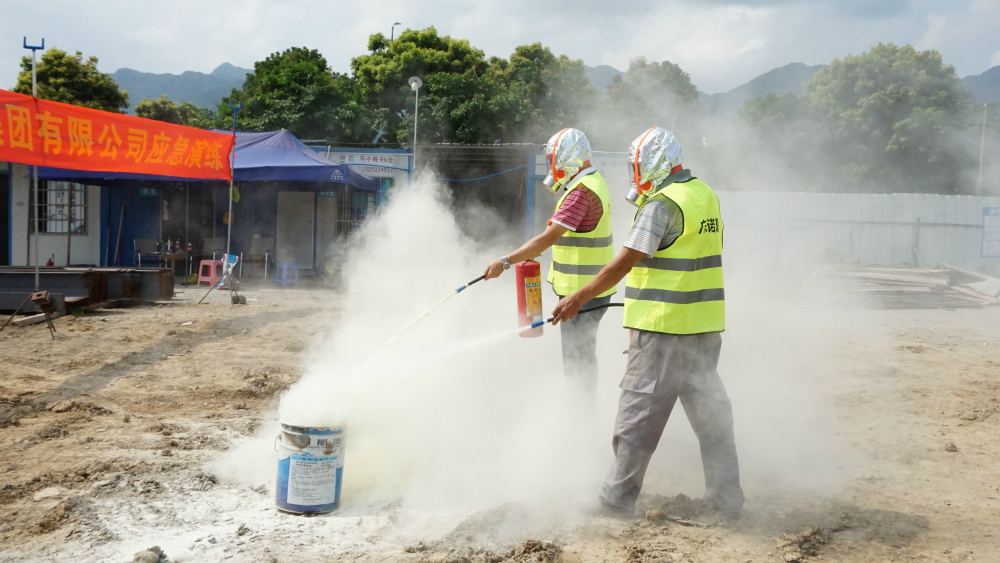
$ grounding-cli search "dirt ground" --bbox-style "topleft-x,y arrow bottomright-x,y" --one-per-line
1,285 -> 998,563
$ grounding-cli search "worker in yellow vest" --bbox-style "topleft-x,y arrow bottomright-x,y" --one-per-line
483,128 -> 615,401
551,127 -> 743,519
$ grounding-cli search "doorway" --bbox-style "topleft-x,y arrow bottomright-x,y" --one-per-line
276,191 -> 314,270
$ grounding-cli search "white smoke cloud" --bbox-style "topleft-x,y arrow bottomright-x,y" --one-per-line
214,171 -> 852,537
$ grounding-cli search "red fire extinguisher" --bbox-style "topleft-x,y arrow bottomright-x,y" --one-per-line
515,260 -> 543,338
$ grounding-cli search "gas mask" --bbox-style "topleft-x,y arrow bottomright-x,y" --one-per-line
626,127 -> 685,207
542,128 -> 592,193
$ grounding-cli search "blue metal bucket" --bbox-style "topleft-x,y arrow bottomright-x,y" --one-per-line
275,423 -> 344,514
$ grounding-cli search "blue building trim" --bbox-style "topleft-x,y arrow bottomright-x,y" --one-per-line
99,186 -> 110,266
307,147 -> 411,154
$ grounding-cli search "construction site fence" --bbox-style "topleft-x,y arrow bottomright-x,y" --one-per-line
714,192 -> 1000,276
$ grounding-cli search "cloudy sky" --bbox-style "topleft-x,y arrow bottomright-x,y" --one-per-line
2,0 -> 999,94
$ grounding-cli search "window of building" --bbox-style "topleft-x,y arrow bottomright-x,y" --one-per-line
30,181 -> 87,235
337,178 -> 393,235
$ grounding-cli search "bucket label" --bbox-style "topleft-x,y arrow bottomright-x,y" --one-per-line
524,276 -> 542,318
286,455 -> 341,506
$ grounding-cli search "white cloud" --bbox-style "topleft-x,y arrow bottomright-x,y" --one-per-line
915,0 -> 1000,77
0,0 -> 997,95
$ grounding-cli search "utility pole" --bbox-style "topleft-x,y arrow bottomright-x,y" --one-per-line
978,101 -> 988,196
408,77 -> 422,172
24,37 -> 44,290
224,101 -> 240,299
391,22 -> 402,42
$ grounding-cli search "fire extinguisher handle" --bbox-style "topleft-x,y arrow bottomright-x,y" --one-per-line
545,302 -> 623,324
455,275 -> 486,293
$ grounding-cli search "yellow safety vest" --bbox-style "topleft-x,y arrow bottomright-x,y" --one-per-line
623,178 -> 725,334
547,170 -> 616,297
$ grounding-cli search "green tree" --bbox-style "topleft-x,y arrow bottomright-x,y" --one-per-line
597,57 -> 701,149
501,43 -> 598,139
135,95 -> 214,128
805,43 -> 974,192
13,48 -> 128,112
219,47 -> 358,141
416,68 -> 536,144
350,27 -> 491,142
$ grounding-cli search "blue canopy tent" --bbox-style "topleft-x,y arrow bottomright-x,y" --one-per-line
38,129 -> 380,191
35,130 -> 383,269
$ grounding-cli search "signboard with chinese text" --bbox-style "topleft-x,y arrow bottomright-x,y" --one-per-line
0,89 -> 233,180
332,152 -> 407,175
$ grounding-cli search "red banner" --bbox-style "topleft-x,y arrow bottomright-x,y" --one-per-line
0,89 -> 233,180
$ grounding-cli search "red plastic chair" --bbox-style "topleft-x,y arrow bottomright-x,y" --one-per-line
197,260 -> 224,287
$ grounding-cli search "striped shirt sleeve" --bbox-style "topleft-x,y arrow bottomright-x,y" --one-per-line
623,199 -> 684,257
551,187 -> 603,232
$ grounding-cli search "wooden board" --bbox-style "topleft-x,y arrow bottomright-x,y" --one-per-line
12,311 -> 65,328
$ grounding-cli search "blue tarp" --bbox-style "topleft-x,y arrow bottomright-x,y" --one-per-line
37,129 -> 382,192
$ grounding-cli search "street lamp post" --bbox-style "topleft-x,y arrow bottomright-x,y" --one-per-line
391,22 -> 402,42
408,77 -> 422,172
23,37 -> 44,290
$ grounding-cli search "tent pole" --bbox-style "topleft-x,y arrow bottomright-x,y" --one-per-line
185,182 -> 190,277
223,102 -> 240,302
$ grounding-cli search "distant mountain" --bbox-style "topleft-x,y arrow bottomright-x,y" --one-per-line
700,62 -> 825,115
961,66 -> 1000,104
585,65 -> 623,95
111,63 -> 251,112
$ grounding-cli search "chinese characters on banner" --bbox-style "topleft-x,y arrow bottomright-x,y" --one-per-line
0,89 -> 233,180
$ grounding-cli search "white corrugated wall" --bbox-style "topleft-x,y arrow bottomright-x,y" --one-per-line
715,192 -> 1000,274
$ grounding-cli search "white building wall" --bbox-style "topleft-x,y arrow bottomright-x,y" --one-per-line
9,163 -> 103,267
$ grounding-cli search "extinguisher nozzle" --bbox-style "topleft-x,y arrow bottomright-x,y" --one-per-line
530,320 -> 545,329
456,275 -> 486,294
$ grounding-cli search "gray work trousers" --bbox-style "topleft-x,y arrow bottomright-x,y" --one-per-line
600,330 -> 744,514
558,294 -> 612,403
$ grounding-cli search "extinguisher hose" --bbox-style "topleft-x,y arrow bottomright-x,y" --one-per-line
531,302 -> 624,329
455,275 -> 486,293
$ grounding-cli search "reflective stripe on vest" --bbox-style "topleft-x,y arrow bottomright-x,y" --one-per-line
553,235 -> 614,248
547,170 -> 616,297
624,178 -> 725,334
551,262 -> 605,276
624,287 -> 725,304
635,255 -> 722,272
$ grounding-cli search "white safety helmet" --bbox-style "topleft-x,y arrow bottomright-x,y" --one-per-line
542,128 -> 592,193
626,127 -> 685,206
